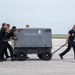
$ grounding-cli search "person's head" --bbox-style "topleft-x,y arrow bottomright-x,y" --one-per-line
72,25 -> 75,30
2,23 -> 8,29
26,25 -> 29,28
7,24 -> 10,29
12,26 -> 17,31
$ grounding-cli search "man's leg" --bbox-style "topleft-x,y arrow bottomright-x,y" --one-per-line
59,43 -> 72,59
6,42 -> 13,61
0,42 -> 8,60
4,49 -> 9,58
0,42 -> 7,61
0,42 -> 2,61
0,42 -> 2,49
4,48 -> 10,58
73,43 -> 75,59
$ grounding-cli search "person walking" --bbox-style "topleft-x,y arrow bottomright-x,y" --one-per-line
59,25 -> 75,59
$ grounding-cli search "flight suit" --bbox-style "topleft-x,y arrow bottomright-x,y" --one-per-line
60,29 -> 75,59
0,29 -> 15,61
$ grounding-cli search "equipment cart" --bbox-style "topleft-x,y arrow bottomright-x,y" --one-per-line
14,28 -> 52,61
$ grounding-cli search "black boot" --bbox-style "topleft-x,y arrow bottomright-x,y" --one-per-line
11,57 -> 14,61
3,58 -> 7,61
59,54 -> 63,59
0,60 -> 3,62
6,56 -> 11,58
11,55 -> 14,61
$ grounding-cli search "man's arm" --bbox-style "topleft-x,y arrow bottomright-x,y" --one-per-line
65,34 -> 70,44
2,32 -> 9,42
12,36 -> 18,40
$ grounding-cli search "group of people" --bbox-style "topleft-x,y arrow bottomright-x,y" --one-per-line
0,23 -> 18,62
0,23 -> 75,62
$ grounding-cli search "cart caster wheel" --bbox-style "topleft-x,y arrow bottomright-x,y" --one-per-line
37,54 -> 42,59
41,51 -> 52,60
17,51 -> 27,61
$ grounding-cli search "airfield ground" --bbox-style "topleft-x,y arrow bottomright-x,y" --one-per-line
0,39 -> 75,75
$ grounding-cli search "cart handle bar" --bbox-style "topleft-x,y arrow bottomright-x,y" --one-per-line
52,44 -> 66,55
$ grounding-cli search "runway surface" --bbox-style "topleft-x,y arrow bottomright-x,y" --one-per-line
0,39 -> 75,75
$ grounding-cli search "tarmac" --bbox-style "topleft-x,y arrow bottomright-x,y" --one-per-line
0,39 -> 75,75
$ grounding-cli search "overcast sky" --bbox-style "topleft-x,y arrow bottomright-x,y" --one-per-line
0,0 -> 75,34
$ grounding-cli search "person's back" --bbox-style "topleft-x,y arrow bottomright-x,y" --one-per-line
68,29 -> 75,42
0,23 -> 7,49
0,27 -> 6,41
2,29 -> 14,42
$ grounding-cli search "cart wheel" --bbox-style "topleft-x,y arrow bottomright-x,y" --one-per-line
17,51 -> 27,61
37,54 -> 42,59
41,51 -> 52,60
